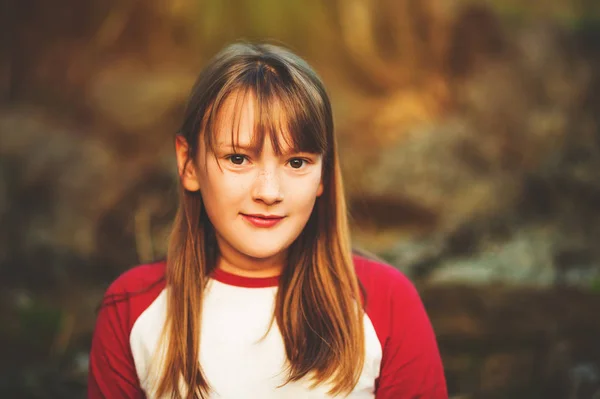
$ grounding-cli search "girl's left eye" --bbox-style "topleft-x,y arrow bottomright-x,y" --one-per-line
288,158 -> 307,169
226,154 -> 248,165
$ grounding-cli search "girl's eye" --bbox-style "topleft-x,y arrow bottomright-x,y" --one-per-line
289,158 -> 306,169
227,154 -> 247,165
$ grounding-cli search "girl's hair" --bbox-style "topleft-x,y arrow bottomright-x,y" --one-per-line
157,42 -> 365,398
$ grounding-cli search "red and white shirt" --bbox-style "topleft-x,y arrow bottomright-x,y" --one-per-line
88,255 -> 447,398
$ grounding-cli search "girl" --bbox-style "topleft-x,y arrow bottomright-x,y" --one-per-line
88,42 -> 447,399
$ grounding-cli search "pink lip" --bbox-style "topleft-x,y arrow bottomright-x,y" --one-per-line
241,214 -> 285,228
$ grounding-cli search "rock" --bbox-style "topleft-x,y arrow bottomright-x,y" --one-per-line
568,363 -> 600,399
479,351 -> 537,393
353,21 -> 600,288
86,61 -> 195,132
0,106 -> 176,286
428,226 -> 558,287
423,285 -> 600,398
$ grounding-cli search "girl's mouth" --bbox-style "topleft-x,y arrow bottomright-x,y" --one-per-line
241,214 -> 285,228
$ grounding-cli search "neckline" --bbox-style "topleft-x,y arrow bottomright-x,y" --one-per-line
211,267 -> 280,288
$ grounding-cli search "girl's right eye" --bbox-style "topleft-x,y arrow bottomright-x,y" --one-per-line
227,154 -> 247,165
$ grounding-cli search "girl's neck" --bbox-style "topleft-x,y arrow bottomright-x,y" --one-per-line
215,239 -> 286,278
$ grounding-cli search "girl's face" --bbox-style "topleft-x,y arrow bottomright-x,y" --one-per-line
177,94 -> 324,263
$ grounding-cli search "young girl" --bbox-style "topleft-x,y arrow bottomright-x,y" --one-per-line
88,42 -> 447,399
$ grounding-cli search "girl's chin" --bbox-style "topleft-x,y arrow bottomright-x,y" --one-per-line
242,249 -> 287,261
237,244 -> 289,261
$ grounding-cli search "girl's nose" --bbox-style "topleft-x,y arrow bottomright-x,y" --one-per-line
252,170 -> 284,205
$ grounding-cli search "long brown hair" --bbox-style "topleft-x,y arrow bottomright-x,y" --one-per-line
156,42 -> 364,398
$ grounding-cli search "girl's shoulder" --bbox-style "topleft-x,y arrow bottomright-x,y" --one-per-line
352,252 -> 427,335
98,260 -> 167,331
104,260 -> 167,297
352,253 -> 437,363
352,252 -> 418,302
90,261 -> 168,398
351,254 -> 447,398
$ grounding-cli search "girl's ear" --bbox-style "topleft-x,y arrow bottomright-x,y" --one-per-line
317,181 -> 324,197
175,135 -> 201,192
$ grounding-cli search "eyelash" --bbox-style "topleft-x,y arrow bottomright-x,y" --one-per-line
225,154 -> 310,169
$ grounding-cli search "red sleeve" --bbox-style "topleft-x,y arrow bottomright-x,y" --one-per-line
88,280 -> 144,399
375,280 -> 447,398
354,255 -> 448,399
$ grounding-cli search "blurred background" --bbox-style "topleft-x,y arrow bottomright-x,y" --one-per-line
1,0 -> 600,398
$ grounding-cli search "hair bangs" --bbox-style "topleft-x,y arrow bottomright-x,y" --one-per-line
201,60 -> 329,159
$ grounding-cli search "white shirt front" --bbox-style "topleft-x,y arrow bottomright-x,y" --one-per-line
130,279 -> 382,398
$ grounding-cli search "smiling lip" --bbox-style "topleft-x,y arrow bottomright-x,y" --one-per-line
241,214 -> 285,228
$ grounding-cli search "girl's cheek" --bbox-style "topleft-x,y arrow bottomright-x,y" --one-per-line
304,170 -> 323,191
223,173 -> 253,193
